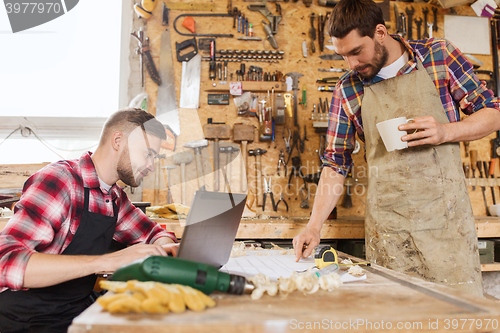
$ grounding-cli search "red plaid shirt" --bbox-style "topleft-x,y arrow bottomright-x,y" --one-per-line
0,151 -> 176,291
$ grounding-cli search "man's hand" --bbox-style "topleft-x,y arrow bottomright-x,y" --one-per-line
399,116 -> 447,147
293,226 -> 321,262
98,243 -> 170,274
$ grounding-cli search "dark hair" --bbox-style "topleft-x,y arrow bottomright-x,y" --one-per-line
100,108 -> 166,144
327,0 -> 385,39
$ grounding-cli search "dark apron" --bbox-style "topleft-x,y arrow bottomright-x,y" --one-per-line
361,57 -> 483,296
0,188 -> 118,333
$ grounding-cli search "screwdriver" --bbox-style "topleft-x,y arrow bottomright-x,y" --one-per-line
490,159 -> 497,205
485,160 -> 496,205
477,160 -> 490,215
463,162 -> 470,180
470,150 -> 478,191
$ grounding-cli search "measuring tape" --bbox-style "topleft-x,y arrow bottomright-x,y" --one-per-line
314,246 -> 370,270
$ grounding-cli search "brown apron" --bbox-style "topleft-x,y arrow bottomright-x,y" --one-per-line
361,57 -> 483,296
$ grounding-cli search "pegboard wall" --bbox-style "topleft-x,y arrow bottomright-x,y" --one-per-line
136,0 -> 499,219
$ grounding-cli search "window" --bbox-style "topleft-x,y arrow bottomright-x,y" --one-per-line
0,0 -> 130,164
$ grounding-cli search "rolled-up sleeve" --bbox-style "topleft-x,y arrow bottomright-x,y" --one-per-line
444,39 -> 500,115
322,85 -> 356,177
113,190 -> 177,245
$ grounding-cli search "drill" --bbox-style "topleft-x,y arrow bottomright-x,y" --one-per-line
110,256 -> 254,295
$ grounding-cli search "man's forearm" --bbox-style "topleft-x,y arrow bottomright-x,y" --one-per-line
23,252 -> 103,288
307,167 -> 346,231
445,108 -> 500,142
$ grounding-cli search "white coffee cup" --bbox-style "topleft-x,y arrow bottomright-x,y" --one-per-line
489,204 -> 500,217
376,117 -> 413,152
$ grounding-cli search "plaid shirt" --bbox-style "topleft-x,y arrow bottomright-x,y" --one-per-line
0,151 -> 176,291
323,35 -> 500,176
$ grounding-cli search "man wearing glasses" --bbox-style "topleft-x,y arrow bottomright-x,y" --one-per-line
0,108 -> 178,332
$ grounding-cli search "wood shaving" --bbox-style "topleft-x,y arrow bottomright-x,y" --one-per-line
230,242 -> 295,257
248,270 -> 342,300
348,265 -> 364,277
339,258 -> 353,270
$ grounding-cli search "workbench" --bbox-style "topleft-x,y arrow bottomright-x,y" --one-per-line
68,254 -> 500,333
3,216 -> 500,271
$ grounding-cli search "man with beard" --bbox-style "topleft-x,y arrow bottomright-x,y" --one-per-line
293,0 -> 500,296
0,108 -> 178,332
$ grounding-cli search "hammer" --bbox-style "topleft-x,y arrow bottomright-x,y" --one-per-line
162,165 -> 176,204
248,148 -> 267,206
173,151 -> 193,205
226,145 -> 240,183
183,139 -> 208,190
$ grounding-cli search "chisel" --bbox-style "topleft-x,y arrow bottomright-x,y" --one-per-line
486,160 -> 496,205
477,160 -> 490,215
470,150 -> 478,191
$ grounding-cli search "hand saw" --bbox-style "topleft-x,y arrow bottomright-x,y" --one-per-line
156,28 -> 181,137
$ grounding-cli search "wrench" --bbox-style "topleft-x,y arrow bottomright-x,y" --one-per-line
299,185 -> 309,209
405,6 -> 415,40
414,17 -> 423,40
427,22 -> 433,38
422,8 -> 429,38
432,7 -> 438,32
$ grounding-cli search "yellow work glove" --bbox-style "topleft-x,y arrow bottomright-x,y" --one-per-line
97,280 -> 216,314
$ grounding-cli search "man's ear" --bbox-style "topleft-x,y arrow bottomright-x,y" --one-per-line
111,131 -> 124,152
374,24 -> 387,42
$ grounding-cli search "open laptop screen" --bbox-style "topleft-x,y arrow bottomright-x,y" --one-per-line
177,191 -> 247,268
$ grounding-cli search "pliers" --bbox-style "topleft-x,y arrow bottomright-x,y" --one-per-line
275,193 -> 289,212
283,126 -> 291,154
262,177 -> 276,211
277,149 -> 287,176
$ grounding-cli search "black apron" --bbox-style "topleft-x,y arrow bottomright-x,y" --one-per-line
0,188 -> 118,333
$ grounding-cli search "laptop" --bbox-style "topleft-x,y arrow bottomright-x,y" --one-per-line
177,190 -> 247,268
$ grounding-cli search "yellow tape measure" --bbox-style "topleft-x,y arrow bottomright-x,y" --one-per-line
314,246 -> 370,269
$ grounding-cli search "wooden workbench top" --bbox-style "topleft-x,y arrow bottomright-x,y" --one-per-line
69,257 -> 500,333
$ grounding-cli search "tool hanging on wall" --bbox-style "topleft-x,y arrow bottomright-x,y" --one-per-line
248,148 -> 267,207
182,16 -> 196,33
162,165 -> 176,204
248,2 -> 281,49
422,8 -> 429,38
174,13 -> 234,37
134,0 -> 159,19
318,12 -> 329,52
309,13 -> 316,54
157,28 -> 181,136
183,140 -> 209,191
277,149 -> 287,177
131,30 -> 161,86
233,124 -> 255,192
341,167 -> 353,209
262,177 -> 276,211
173,151 -> 194,205
203,120 -> 231,192
405,6 -> 415,40
165,2 -> 217,11
179,53 -> 202,109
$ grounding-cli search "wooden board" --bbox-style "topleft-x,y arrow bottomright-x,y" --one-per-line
69,257 -> 500,333
0,163 -> 48,188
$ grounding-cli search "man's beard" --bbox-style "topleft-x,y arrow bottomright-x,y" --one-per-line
117,149 -> 140,187
356,41 -> 389,81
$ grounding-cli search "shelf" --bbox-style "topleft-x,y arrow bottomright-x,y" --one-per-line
202,81 -> 286,92
481,262 -> 500,272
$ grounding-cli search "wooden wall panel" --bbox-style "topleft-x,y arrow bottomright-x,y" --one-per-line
137,1 -> 499,218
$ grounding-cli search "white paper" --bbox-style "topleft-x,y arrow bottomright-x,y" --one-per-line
444,15 -> 490,55
220,251 -> 366,283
